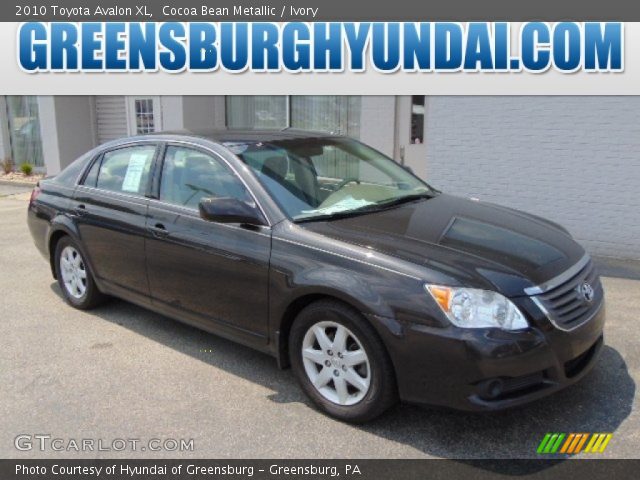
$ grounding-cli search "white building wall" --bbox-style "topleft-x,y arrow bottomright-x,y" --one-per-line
425,96 -> 640,259
211,96 -> 226,128
37,96 -> 62,175
160,96 -> 184,131
359,96 -> 395,157
182,96 -> 226,130
161,96 -> 226,131
38,96 -> 96,174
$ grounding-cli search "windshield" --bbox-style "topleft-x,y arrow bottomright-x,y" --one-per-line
226,137 -> 433,221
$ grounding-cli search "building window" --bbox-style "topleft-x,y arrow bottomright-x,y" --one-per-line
226,96 -> 288,129
410,95 -> 425,144
225,96 -> 361,138
5,96 -> 44,167
127,96 -> 161,135
290,96 -> 361,137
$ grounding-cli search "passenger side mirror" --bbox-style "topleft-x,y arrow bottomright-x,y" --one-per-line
198,197 -> 266,226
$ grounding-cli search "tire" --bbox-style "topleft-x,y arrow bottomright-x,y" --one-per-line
54,236 -> 105,310
289,299 -> 397,423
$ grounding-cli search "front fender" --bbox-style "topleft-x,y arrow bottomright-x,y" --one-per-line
268,230 -> 446,366
272,266 -> 393,321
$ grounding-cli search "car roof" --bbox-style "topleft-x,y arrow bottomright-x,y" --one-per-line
146,128 -> 342,144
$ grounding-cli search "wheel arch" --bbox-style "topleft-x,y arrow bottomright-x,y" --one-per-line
274,290 -> 389,370
48,230 -> 68,279
47,216 -> 82,279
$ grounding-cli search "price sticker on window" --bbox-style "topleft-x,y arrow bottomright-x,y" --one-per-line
121,153 -> 149,193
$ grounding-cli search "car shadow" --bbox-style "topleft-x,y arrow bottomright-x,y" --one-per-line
49,284 -> 635,472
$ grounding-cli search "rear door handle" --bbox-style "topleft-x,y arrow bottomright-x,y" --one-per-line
148,222 -> 170,238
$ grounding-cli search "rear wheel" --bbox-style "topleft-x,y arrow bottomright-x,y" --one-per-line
54,236 -> 105,309
289,300 -> 397,422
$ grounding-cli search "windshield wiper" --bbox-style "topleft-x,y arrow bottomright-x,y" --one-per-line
294,203 -> 384,223
294,193 -> 436,223
373,192 -> 436,210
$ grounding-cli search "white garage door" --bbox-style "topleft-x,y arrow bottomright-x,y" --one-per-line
425,97 -> 640,259
95,96 -> 128,145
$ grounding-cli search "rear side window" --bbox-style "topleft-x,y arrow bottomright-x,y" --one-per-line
54,152 -> 93,186
82,156 -> 101,187
95,145 -> 156,196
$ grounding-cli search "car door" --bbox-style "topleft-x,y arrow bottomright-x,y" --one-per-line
73,142 -> 159,301
145,144 -> 271,344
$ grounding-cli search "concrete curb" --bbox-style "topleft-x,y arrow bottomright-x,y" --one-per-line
0,179 -> 38,188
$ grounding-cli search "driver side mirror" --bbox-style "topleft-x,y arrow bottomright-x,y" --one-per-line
198,197 -> 266,226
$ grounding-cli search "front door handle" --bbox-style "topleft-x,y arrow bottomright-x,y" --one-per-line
148,222 -> 170,238
74,204 -> 87,216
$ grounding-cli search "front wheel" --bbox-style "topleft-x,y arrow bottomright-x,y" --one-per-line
289,300 -> 397,422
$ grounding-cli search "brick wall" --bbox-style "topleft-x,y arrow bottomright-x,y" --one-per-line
425,97 -> 640,259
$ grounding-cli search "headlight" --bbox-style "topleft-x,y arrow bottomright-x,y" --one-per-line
425,285 -> 528,330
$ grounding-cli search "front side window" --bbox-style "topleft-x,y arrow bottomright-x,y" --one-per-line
159,146 -> 251,210
95,145 -> 156,196
227,137 -> 432,221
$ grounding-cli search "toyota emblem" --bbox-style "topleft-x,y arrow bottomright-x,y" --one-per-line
579,282 -> 595,303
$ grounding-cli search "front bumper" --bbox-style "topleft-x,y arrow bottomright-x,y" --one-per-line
369,297 -> 605,411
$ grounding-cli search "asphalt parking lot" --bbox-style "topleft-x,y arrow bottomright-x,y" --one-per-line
0,190 -> 638,460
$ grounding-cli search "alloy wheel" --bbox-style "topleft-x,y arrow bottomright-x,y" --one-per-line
301,321 -> 371,406
59,246 -> 87,299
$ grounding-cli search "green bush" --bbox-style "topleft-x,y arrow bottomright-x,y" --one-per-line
1,158 -> 14,174
20,163 -> 33,176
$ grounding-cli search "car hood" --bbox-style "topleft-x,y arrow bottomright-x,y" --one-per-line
299,194 -> 586,297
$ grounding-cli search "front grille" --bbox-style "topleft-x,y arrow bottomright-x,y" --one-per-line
532,259 -> 603,330
501,372 -> 546,395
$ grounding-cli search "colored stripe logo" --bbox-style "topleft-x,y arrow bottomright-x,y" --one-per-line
537,433 -> 612,454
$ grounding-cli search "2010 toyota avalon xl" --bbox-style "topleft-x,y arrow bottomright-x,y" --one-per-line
27,130 -> 605,422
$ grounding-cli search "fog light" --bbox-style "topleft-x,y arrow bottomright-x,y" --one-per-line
478,378 -> 504,399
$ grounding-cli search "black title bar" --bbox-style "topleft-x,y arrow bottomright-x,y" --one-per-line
5,0 -> 640,21
2,459 -> 640,480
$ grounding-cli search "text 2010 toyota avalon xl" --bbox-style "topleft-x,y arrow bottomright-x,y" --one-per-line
28,130 -> 604,422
